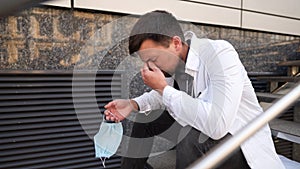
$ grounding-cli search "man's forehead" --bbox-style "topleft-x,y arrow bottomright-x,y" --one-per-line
136,50 -> 155,62
137,48 -> 166,55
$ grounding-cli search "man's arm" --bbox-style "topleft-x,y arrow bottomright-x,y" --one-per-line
142,42 -> 244,139
104,91 -> 164,122
163,47 -> 244,139
105,65 -> 172,122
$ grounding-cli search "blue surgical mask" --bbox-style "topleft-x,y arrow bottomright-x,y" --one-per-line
94,117 -> 123,168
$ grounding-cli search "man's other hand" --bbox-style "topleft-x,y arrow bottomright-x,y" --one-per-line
104,99 -> 138,122
141,61 -> 167,95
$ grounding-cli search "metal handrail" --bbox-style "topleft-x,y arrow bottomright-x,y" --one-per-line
188,82 -> 300,169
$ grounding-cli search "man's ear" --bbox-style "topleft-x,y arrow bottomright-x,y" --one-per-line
172,36 -> 183,52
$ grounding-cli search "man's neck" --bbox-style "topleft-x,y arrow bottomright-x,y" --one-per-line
175,43 -> 190,75
180,43 -> 189,63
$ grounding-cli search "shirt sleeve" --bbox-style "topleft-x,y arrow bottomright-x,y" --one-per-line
163,41 -> 244,140
133,90 -> 165,112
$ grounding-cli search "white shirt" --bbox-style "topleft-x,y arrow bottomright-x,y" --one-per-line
133,31 -> 285,169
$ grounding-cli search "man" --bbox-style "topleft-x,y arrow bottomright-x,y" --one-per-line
104,10 -> 285,169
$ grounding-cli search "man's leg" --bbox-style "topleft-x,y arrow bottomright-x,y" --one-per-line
121,117 -> 154,169
176,127 -> 250,169
121,109 -> 179,169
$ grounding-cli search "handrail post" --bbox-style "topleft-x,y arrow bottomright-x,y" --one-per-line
188,83 -> 300,169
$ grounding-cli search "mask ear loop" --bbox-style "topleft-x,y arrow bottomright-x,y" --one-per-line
97,114 -> 107,168
104,110 -> 119,123
102,113 -> 106,121
99,157 -> 107,168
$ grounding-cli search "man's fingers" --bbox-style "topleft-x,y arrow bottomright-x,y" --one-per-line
104,109 -> 112,116
147,61 -> 158,71
104,111 -> 119,121
104,107 -> 123,122
104,101 -> 115,109
104,109 -> 117,118
143,62 -> 149,71
107,116 -> 117,121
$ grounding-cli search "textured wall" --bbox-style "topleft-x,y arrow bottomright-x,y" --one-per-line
0,6 -> 299,72
0,6 -> 299,98
0,7 -> 128,70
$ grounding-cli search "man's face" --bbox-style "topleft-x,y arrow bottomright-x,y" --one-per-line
138,39 -> 181,77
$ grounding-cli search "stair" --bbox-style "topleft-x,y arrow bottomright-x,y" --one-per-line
278,60 -> 300,77
278,60 -> 300,67
256,76 -> 300,83
270,119 -> 300,144
256,92 -> 300,103
254,59 -> 300,162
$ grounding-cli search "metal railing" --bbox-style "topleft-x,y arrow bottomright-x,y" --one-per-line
188,82 -> 300,169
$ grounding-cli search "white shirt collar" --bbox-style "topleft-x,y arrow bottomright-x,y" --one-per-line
184,31 -> 200,76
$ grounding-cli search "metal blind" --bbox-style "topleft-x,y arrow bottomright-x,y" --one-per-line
274,138 -> 294,159
0,71 -> 123,169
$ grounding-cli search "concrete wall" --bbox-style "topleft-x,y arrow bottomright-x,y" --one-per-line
0,6 -> 299,72
0,6 -> 299,98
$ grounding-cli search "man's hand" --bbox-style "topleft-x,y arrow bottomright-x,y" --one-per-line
141,61 -> 168,95
104,99 -> 138,122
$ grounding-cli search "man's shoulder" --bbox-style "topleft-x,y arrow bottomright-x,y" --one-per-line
202,39 -> 235,51
204,39 -> 233,47
185,31 -> 234,48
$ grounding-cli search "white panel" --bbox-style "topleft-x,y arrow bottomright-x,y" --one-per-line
243,0 -> 300,19
242,11 -> 300,36
173,1 -> 241,27
187,0 -> 241,8
42,0 -> 71,8
74,0 -> 161,15
74,0 -> 241,27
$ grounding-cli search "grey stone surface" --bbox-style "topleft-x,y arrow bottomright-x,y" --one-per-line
0,7 -> 299,73
148,136 -> 176,169
148,150 -> 176,169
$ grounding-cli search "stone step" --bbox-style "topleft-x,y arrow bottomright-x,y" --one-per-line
256,92 -> 300,103
278,60 -> 300,67
247,71 -> 286,77
255,76 -> 300,82
148,150 -> 176,169
270,119 -> 300,144
256,92 -> 282,102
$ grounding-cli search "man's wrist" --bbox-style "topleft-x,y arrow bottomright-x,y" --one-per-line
129,99 -> 139,112
157,84 -> 167,95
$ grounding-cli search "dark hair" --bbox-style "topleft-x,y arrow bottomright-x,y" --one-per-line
129,10 -> 184,55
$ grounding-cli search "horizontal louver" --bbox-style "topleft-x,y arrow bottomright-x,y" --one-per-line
0,71 -> 123,169
273,138 -> 294,159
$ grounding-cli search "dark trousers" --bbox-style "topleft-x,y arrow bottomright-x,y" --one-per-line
121,110 -> 250,169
